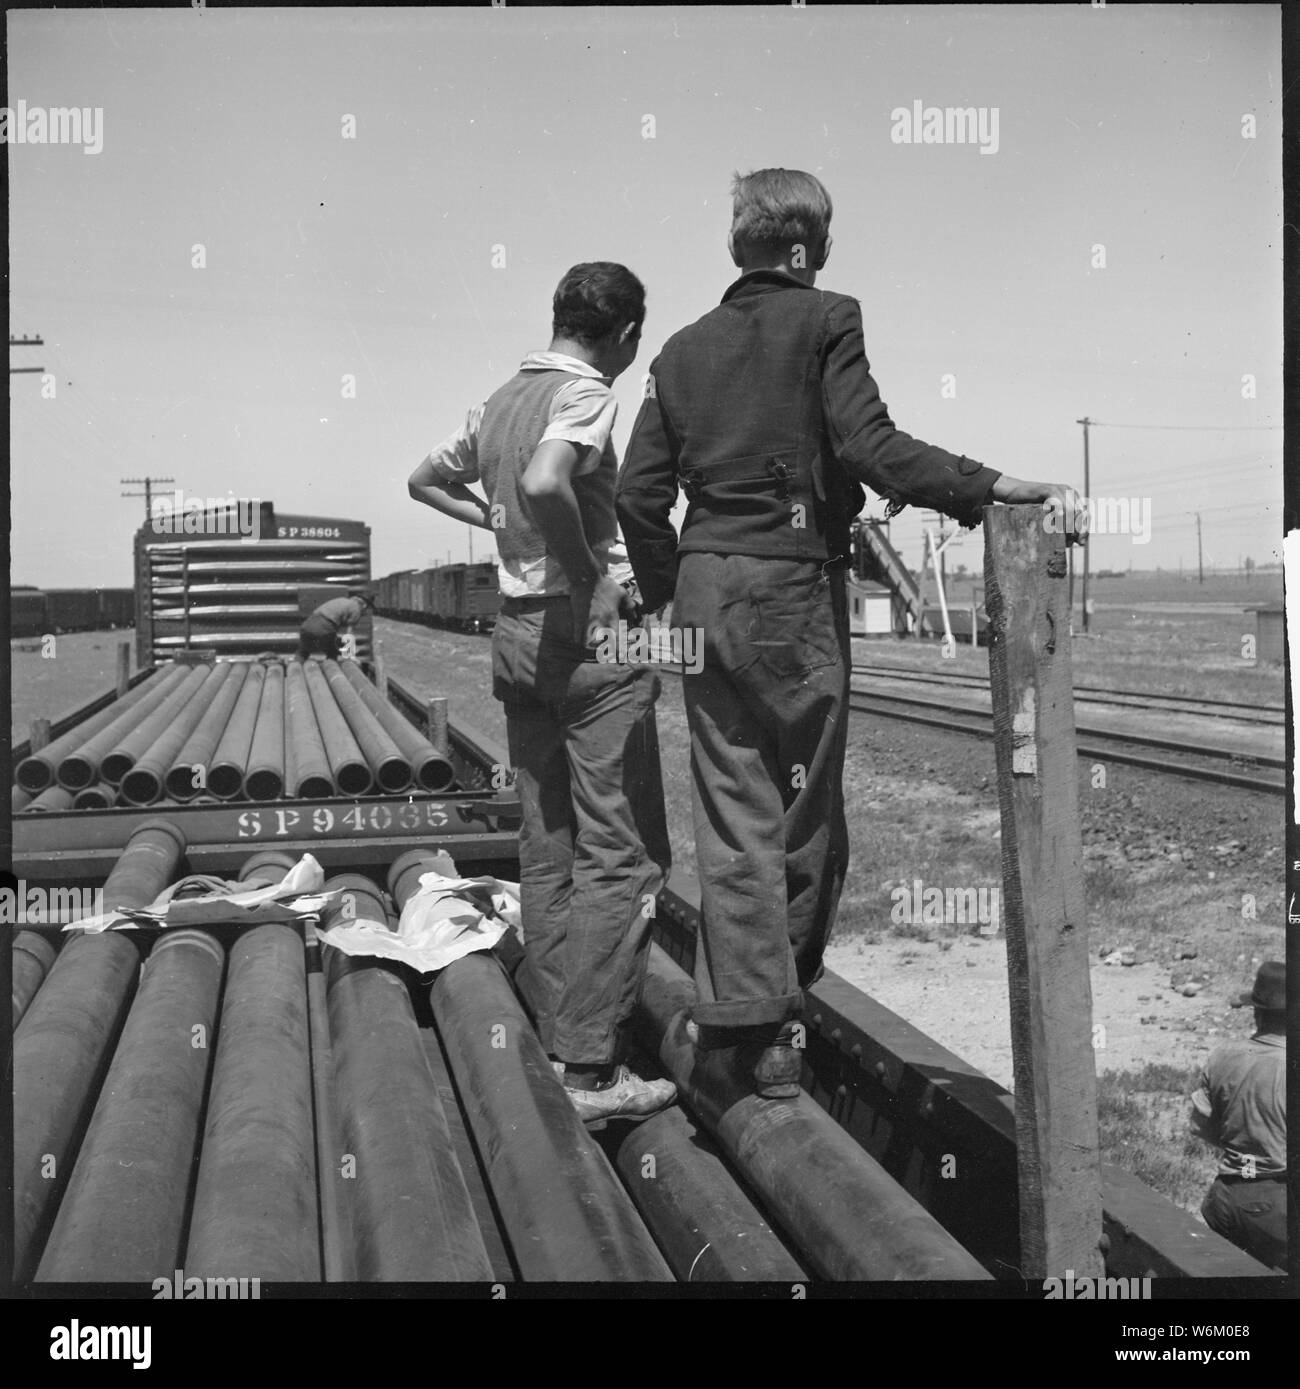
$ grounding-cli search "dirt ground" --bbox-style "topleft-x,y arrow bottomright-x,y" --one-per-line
824,932 -> 1255,1094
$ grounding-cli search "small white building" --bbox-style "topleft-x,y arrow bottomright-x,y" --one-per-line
847,578 -> 896,636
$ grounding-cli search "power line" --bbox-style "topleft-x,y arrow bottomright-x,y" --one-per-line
1087,421 -> 1282,432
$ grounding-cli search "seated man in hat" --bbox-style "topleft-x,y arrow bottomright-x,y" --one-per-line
297,590 -> 375,661
1189,959 -> 1287,1270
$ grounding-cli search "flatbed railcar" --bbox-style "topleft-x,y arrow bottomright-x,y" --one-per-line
7,654 -> 1275,1287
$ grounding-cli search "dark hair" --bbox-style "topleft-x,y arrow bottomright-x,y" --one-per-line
552,262 -> 646,346
1256,1008 -> 1286,1033
730,168 -> 833,262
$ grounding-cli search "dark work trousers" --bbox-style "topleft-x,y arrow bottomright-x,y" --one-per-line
492,597 -> 671,1067
673,552 -> 851,1028
1202,1175 -> 1288,1271
297,622 -> 342,661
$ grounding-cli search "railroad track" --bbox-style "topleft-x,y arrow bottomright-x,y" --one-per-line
850,659 -> 1285,728
374,624 -> 1285,795
845,688 -> 1284,795
649,663 -> 1284,796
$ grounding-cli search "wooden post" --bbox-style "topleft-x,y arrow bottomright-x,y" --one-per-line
983,505 -> 1103,1280
29,718 -> 51,753
116,640 -> 131,697
372,651 -> 388,699
426,697 -> 449,756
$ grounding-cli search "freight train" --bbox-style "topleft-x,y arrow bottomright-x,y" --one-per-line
374,561 -> 500,633
9,587 -> 136,639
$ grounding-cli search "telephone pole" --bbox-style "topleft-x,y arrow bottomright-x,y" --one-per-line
121,476 -> 176,521
1076,416 -> 1092,632
9,334 -> 44,374
1196,513 -> 1204,585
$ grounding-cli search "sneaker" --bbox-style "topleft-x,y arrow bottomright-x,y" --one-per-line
564,1064 -> 677,1130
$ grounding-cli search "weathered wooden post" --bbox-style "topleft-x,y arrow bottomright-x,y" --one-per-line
983,504 -> 1104,1281
426,696 -> 449,757
116,640 -> 131,697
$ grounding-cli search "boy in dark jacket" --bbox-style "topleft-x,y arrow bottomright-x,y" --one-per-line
616,169 -> 1081,1097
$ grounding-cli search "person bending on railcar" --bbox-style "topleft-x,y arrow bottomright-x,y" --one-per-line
407,262 -> 676,1127
616,169 -> 1083,1099
297,590 -> 375,661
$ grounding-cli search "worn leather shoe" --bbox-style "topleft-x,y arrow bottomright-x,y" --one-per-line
564,1064 -> 677,1131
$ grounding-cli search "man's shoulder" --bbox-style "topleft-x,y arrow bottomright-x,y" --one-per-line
1206,1035 -> 1286,1073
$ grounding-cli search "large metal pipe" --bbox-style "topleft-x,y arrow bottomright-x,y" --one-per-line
208,661 -> 266,799
303,660 -> 372,797
100,663 -> 214,785
23,785 -> 76,813
12,930 -> 59,1029
321,873 -> 492,1280
614,1103 -> 809,1281
235,849 -> 299,886
184,923 -> 319,1281
13,817 -> 188,1279
419,1027 -> 517,1282
388,852 -> 673,1282
242,661 -> 286,802
305,920 -> 355,1282
36,929 -> 226,1282
53,665 -> 191,790
119,664 -> 234,806
321,661 -> 411,793
98,817 -> 190,915
635,945 -> 992,1281
283,660 -> 335,799
12,784 -> 33,812
164,659 -> 250,800
72,783 -> 118,810
339,659 -> 456,792
16,665 -> 177,793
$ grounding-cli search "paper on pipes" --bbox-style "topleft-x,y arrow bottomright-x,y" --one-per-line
71,854 -> 332,931
317,872 -> 522,973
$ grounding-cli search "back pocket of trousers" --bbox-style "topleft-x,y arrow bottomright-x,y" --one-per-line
749,575 -> 839,681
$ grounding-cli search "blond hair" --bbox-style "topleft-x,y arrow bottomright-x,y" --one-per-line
730,168 -> 832,262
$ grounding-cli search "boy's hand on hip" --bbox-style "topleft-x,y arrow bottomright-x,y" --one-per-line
570,575 -> 629,646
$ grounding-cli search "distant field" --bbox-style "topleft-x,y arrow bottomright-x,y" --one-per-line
941,568 -> 1282,610
9,630 -> 138,744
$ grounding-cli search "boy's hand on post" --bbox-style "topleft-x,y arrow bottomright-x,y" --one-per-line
991,476 -> 1088,545
570,575 -> 628,646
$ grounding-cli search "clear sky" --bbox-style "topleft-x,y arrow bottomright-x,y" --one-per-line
7,4 -> 1282,588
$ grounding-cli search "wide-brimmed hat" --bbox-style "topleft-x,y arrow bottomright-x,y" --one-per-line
1234,960 -> 1285,1010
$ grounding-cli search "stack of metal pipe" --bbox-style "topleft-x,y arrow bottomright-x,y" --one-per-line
14,658 -> 455,810
12,844 -> 998,1285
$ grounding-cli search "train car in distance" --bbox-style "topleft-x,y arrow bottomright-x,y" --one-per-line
9,587 -> 136,639
376,560 -> 499,633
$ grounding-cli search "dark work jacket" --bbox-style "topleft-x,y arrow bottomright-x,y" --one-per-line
615,269 -> 1002,611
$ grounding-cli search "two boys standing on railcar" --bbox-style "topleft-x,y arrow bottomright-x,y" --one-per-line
408,264 -> 676,1127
